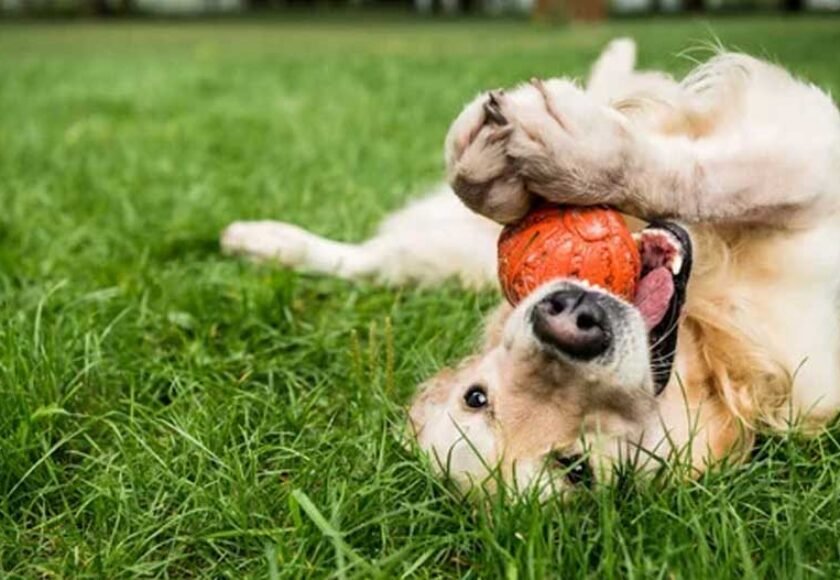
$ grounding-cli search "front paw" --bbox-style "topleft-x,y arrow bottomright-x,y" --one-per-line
505,79 -> 630,203
447,80 -> 630,216
444,92 -> 533,224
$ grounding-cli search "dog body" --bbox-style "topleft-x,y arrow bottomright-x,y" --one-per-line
223,40 -> 840,495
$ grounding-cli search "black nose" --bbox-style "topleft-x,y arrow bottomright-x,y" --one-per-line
532,289 -> 611,359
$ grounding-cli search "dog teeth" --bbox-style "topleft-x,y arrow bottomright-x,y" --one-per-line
637,229 -> 683,275
670,253 -> 684,275
659,230 -> 683,274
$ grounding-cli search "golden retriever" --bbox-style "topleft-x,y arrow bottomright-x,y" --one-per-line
222,39 -> 840,497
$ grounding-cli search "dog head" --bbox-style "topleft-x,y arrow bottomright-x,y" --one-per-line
408,223 -> 692,497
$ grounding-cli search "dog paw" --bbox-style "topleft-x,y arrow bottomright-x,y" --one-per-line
446,79 -> 630,220
506,79 -> 630,202
444,92 -> 532,224
221,221 -> 310,266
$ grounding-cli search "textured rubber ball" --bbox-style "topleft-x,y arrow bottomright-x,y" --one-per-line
498,205 -> 641,305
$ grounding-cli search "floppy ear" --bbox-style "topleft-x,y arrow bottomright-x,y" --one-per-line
481,302 -> 513,350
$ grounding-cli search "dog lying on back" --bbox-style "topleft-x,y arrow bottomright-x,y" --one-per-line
223,39 -> 840,496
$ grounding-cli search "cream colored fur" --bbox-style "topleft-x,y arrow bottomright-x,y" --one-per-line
222,39 -> 840,496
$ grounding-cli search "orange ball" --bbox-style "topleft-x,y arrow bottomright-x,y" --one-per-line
498,205 -> 641,305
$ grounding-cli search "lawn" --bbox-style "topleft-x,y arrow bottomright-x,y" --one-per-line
2,14 -> 840,577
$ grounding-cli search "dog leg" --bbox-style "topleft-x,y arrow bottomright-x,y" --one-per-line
221,188 -> 500,288
585,38 -> 637,103
221,221 -> 381,280
447,54 -> 840,228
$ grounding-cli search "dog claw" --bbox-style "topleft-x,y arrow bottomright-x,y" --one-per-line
484,91 -> 508,125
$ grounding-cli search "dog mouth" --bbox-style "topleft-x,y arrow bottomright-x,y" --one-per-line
523,220 -> 692,395
633,222 -> 693,394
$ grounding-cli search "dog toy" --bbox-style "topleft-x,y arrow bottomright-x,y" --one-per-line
498,205 -> 641,305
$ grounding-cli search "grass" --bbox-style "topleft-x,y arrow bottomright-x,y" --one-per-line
1,14 -> 840,578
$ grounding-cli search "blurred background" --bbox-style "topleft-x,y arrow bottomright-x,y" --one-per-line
1,0 -> 837,20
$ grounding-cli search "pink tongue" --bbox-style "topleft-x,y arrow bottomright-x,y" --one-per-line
633,267 -> 674,330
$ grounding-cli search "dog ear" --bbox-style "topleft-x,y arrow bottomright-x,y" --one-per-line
481,302 -> 513,351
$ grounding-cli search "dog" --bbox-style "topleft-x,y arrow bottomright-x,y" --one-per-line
222,39 -> 840,497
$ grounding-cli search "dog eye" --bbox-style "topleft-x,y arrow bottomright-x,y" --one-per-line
463,385 -> 488,409
554,453 -> 593,488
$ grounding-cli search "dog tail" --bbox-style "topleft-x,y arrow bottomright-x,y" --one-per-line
586,38 -> 637,102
